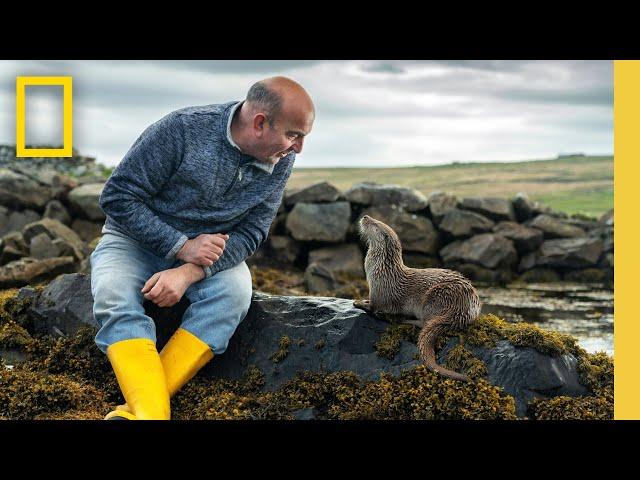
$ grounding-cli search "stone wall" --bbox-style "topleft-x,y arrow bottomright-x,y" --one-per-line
262,181 -> 614,291
0,146 -> 614,290
0,147 -> 108,288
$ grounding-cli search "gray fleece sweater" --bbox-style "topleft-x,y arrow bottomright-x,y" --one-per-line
99,101 -> 295,278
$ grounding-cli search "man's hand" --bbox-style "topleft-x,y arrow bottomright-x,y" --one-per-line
141,264 -> 204,308
176,233 -> 229,266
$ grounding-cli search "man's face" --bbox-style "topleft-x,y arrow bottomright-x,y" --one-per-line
257,107 -> 314,165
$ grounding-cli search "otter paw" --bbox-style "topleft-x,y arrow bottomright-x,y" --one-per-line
353,299 -> 372,312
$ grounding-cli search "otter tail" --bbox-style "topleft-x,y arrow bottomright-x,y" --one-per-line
417,314 -> 470,382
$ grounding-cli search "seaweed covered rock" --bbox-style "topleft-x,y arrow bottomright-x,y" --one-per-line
27,273 -> 97,336
1,273 -> 611,419
440,338 -> 588,417
526,351 -> 613,420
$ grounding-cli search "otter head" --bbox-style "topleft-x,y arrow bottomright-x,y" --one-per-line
358,215 -> 403,254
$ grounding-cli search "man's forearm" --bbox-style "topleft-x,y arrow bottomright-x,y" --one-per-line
178,262 -> 206,283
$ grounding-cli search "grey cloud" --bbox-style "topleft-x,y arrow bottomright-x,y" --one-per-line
149,60 -> 323,74
0,60 -> 613,168
498,86 -> 613,106
317,102 -> 470,119
360,62 -> 406,74
6,59 -> 322,73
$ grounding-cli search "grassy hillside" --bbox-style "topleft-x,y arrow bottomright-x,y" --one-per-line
287,155 -> 613,218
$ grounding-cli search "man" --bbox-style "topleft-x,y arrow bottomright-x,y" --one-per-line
90,76 -> 315,420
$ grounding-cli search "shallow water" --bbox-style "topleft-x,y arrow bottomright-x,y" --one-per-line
478,282 -> 613,356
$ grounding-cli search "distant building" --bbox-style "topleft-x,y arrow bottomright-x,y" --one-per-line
557,153 -> 585,159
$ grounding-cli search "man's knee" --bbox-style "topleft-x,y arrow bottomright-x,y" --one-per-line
207,262 -> 252,301
192,262 -> 253,319
224,262 -> 253,309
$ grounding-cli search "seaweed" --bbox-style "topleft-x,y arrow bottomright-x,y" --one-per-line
270,336 -> 291,363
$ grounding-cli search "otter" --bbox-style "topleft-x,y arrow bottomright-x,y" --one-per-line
354,214 -> 482,382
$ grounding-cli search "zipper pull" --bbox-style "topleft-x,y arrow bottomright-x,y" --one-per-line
238,169 -> 243,181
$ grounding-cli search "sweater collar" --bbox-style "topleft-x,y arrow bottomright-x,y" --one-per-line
225,101 -> 275,174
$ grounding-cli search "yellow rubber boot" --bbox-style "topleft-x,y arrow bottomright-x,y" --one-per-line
104,338 -> 171,420
114,328 -> 214,415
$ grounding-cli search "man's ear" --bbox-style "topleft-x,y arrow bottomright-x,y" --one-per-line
253,113 -> 267,138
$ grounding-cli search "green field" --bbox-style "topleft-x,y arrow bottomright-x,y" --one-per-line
287,155 -> 614,218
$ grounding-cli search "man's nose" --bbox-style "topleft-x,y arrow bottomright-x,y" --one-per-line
292,137 -> 304,154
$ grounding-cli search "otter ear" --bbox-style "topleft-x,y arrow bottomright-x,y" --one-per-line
385,229 -> 401,246
383,230 -> 395,245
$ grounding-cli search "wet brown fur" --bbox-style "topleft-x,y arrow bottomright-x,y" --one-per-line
356,215 -> 482,381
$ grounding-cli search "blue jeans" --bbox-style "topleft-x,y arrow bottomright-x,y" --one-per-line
89,232 -> 253,355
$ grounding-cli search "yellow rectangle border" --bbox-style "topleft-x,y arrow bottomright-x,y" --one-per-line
15,76 -> 73,157
614,60 -> 638,419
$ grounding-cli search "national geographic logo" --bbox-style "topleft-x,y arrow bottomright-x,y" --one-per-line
15,76 -> 73,157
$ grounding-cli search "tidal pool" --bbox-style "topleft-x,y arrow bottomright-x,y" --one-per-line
478,282 -> 613,356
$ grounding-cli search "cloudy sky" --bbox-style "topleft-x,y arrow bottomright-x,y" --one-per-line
0,60 -> 612,168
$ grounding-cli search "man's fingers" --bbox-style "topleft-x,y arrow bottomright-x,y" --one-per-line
157,295 -> 178,308
209,238 -> 227,250
204,252 -> 220,262
156,289 -> 179,307
141,273 -> 160,294
156,293 -> 170,307
145,282 -> 165,301
209,237 -> 226,249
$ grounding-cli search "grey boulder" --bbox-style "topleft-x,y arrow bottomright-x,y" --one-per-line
439,233 -> 518,270
68,183 -> 106,221
358,205 -> 440,255
285,202 -> 352,242
344,182 -> 428,212
460,197 -> 517,222
438,209 -> 495,239
284,181 -> 341,206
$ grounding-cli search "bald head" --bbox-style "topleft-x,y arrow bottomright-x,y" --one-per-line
231,76 -> 315,165
246,76 -> 315,126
